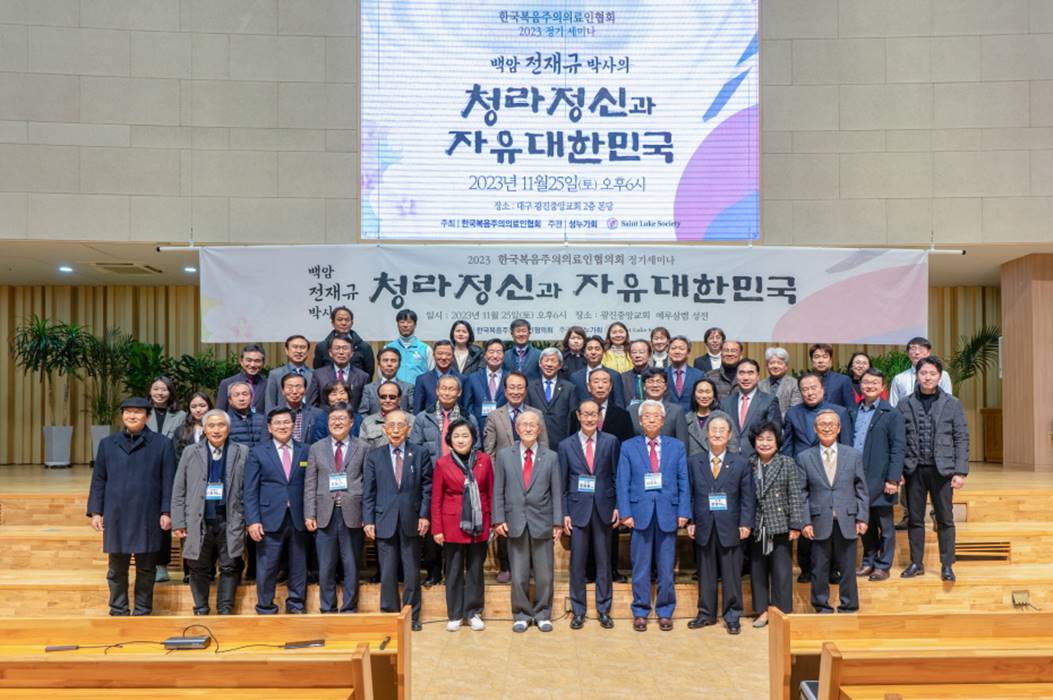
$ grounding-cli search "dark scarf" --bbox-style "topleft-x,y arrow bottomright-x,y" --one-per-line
452,450 -> 483,538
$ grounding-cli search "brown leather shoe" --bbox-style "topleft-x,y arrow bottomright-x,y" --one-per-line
633,616 -> 647,632
868,569 -> 890,581
855,565 -> 874,577
658,618 -> 673,631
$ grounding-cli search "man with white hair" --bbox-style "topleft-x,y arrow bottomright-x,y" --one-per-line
171,409 -> 249,616
758,347 -> 802,418
526,346 -> 580,449
616,400 -> 690,632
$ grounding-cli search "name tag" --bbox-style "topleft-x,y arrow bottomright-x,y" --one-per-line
205,482 -> 224,501
481,401 -> 496,417
299,460 -> 308,468
709,492 -> 728,511
577,475 -> 596,493
328,472 -> 348,492
644,472 -> 662,491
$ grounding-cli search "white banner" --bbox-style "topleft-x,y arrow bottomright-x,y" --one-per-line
199,245 -> 928,344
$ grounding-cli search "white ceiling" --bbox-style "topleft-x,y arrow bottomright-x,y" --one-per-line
0,240 -> 1050,287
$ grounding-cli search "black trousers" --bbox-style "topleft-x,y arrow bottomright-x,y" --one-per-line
810,526 -> 858,613
157,529 -> 172,567
443,541 -> 487,621
796,537 -> 811,575
377,530 -> 422,621
861,505 -> 895,571
695,531 -> 744,624
107,551 -> 158,616
496,536 -> 510,572
423,535 -> 443,580
187,518 -> 242,615
749,533 -> 794,614
569,508 -> 614,616
906,465 -> 956,566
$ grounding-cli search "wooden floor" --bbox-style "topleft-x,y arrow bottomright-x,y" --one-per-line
0,461 -> 1049,699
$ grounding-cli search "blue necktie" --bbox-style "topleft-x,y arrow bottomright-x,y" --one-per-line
544,379 -> 553,402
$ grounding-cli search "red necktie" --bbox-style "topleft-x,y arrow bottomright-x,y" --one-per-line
675,369 -> 684,395
739,394 -> 750,427
585,437 -> 594,473
337,368 -> 346,383
334,440 -> 344,472
648,439 -> 659,473
522,447 -> 533,488
440,410 -> 451,456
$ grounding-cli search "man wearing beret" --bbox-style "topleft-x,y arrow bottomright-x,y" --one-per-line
87,397 -> 176,616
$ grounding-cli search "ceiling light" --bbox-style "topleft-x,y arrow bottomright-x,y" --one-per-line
58,265 -> 73,273
184,266 -> 198,273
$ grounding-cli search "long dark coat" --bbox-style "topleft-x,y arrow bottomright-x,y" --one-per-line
87,429 -> 175,554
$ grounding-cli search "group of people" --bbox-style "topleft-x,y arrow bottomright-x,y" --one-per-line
86,307 -> 970,634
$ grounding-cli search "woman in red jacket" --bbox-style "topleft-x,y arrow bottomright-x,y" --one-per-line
431,417 -> 493,632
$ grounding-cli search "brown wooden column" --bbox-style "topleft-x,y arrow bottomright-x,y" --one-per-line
1001,254 -> 1053,470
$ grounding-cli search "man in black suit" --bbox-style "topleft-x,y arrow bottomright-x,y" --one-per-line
411,340 -> 463,414
621,339 -> 653,404
570,335 -> 626,408
628,367 -> 688,443
692,327 -> 725,373
705,340 -> 742,403
721,358 -> 782,460
852,369 -> 905,582
809,343 -> 855,409
686,414 -> 755,635
307,334 -> 370,411
363,410 -> 432,630
526,347 -> 580,449
559,400 -> 621,629
216,343 -> 267,414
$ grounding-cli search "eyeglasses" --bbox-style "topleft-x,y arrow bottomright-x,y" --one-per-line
378,394 -> 399,400
578,411 -> 600,417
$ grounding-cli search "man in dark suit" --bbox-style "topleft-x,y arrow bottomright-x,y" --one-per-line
570,335 -> 626,408
665,335 -> 705,412
502,318 -> 542,380
313,305 -> 374,378
621,339 -> 653,404
721,358 -> 782,460
526,347 -> 580,450
306,334 -> 370,411
799,410 -> 869,613
216,343 -> 267,414
628,367 -> 688,443
571,369 -> 634,443
279,373 -> 324,444
463,338 -> 507,430
616,400 -> 691,632
243,407 -> 310,615
809,343 -> 855,409
705,340 -> 742,402
692,327 -> 725,373
265,334 -> 314,414
852,369 -> 905,582
411,340 -> 463,414
363,410 -> 432,630
305,403 -> 368,613
359,347 -> 414,416
559,400 -> 621,630
686,414 -> 755,634
782,372 -> 854,582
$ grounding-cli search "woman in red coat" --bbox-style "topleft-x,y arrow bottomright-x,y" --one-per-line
431,418 -> 493,632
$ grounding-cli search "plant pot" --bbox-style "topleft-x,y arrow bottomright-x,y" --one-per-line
43,425 -> 74,468
90,425 -> 115,462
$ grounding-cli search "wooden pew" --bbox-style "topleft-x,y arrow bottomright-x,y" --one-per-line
817,641 -> 1053,700
0,609 -> 410,700
769,607 -> 1053,700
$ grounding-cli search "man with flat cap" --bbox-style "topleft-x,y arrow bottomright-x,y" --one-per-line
87,397 -> 176,616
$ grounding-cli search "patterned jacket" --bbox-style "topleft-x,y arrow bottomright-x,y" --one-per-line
750,452 -> 804,535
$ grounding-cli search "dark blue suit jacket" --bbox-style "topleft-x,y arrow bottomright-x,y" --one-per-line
687,451 -> 756,548
665,365 -> 706,412
559,431 -> 620,527
363,442 -> 432,540
570,366 -> 626,408
462,368 -> 507,428
411,368 -> 464,414
819,371 -> 856,409
243,439 -> 309,533
616,435 -> 691,533
503,344 -> 542,380
854,400 -> 906,507
781,401 -> 854,458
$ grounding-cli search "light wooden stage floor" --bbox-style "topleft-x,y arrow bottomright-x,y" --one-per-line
0,462 -> 1048,699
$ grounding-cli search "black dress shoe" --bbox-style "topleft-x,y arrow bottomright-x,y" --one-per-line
613,572 -> 628,584
727,621 -> 741,635
687,613 -> 717,630
286,609 -> 305,615
830,569 -> 842,584
894,516 -> 909,531
797,571 -> 810,583
855,565 -> 874,577
570,614 -> 585,630
598,613 -> 614,629
411,620 -> 422,631
900,563 -> 925,578
941,565 -> 956,581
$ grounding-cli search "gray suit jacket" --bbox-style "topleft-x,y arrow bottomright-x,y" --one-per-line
170,440 -> 248,561
758,376 -> 802,418
493,443 -> 562,539
798,444 -> 869,541
629,399 -> 688,443
358,378 -> 415,416
304,435 -> 368,529
482,405 -> 549,459
683,409 -> 738,456
147,409 -> 186,440
359,412 -> 414,449
408,409 -> 479,460
265,364 -> 314,413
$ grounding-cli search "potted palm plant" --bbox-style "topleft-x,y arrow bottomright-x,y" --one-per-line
82,327 -> 133,460
11,315 -> 89,467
